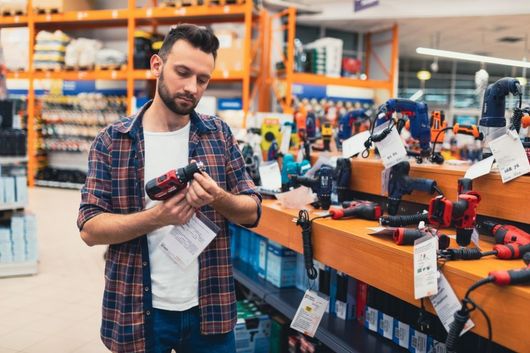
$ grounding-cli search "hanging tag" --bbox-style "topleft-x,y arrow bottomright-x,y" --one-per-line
342,130 -> 371,158
367,227 -> 395,236
381,167 -> 391,195
275,186 -> 316,209
290,290 -> 329,337
429,273 -> 474,335
280,124 -> 292,155
489,132 -> 530,183
413,235 -> 438,299
373,122 -> 408,168
464,156 -> 494,180
470,228 -> 481,249
258,161 -> 281,191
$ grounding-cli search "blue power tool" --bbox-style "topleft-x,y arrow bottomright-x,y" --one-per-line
338,109 -> 369,146
479,77 -> 522,157
291,165 -> 334,210
281,154 -> 311,192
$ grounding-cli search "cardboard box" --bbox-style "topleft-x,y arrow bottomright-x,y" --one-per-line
234,309 -> 271,353
216,38 -> 243,72
3,176 -> 15,204
10,214 -> 25,262
257,236 -> 267,279
0,227 -> 13,263
32,0 -> 91,12
15,175 -> 27,205
24,213 -> 38,261
266,240 -> 296,288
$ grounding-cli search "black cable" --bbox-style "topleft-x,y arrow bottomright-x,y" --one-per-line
296,210 -> 328,280
362,119 -> 397,158
380,213 -> 429,227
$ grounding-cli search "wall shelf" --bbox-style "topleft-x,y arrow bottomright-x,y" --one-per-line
233,259 -> 406,353
0,202 -> 28,212
0,156 -> 28,164
0,261 -> 38,278
35,180 -> 83,190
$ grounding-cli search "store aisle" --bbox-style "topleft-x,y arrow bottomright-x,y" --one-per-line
0,187 -> 109,353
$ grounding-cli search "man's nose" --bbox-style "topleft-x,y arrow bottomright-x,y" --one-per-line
183,76 -> 198,95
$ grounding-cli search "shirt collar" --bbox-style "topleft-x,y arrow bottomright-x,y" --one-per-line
116,100 -> 217,137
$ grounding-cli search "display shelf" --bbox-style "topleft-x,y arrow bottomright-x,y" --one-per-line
31,69 -> 128,81
132,69 -> 247,81
233,259 -> 406,353
34,9 -> 128,27
0,261 -> 38,278
291,72 -> 393,90
0,15 -> 28,27
0,202 -> 27,212
35,180 -> 83,190
134,4 -> 248,26
0,156 -> 28,164
5,71 -> 31,79
252,200 -> 529,353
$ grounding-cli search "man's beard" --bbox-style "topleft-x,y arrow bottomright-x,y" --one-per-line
157,71 -> 199,116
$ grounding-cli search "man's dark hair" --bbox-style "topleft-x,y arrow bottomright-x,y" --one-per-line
158,23 -> 219,61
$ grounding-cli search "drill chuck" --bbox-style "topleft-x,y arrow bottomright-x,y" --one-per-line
456,228 -> 473,247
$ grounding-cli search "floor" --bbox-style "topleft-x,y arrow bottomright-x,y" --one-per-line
0,187 -> 110,353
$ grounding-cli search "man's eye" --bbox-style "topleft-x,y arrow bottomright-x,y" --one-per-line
177,70 -> 189,76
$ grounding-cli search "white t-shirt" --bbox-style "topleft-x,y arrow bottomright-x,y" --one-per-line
143,122 -> 199,311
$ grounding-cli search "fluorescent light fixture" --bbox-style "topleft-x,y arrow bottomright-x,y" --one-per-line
409,90 -> 424,101
416,47 -> 530,68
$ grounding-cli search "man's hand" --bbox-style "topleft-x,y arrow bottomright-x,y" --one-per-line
154,188 -> 196,226
186,170 -> 227,209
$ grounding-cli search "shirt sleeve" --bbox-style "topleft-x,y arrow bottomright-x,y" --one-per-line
77,130 -> 113,231
223,122 -> 262,228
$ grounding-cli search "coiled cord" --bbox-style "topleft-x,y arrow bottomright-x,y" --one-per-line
296,210 -> 327,280
380,213 -> 429,227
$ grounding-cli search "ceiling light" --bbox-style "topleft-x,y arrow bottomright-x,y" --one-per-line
416,47 -> 530,68
417,70 -> 431,81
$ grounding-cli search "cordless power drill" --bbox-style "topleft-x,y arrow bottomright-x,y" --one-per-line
393,227 -> 450,249
479,77 -> 522,157
281,154 -> 310,192
326,200 -> 382,220
290,165 -> 334,210
387,160 -> 441,215
375,98 -> 431,156
146,161 -> 205,201
337,109 -> 369,147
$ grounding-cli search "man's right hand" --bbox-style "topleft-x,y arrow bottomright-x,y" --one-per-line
154,188 -> 196,227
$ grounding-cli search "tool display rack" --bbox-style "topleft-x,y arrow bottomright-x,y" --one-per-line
268,8 -> 399,114
0,0 -> 269,186
0,157 -> 37,278
241,157 -> 529,353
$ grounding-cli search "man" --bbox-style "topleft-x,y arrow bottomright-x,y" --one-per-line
77,24 -> 261,353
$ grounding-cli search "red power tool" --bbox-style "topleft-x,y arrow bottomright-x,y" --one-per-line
428,178 -> 481,247
327,201 -> 382,220
393,227 -> 450,249
146,161 -> 205,201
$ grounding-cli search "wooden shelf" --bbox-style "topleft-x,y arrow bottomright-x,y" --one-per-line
34,9 -> 128,27
339,157 -> 529,224
31,69 -> 128,81
291,72 -> 392,90
253,200 -> 530,353
0,15 -> 28,26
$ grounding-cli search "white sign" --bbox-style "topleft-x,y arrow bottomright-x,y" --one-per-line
373,122 -> 408,168
489,131 -> 530,183
342,130 -> 371,158
280,124 -> 292,155
159,214 -> 220,268
275,186 -> 316,209
413,235 -> 438,299
464,156 -> 494,180
258,161 -> 282,191
430,273 -> 474,335
290,290 -> 329,337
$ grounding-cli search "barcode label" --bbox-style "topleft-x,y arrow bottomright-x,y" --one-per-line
366,307 -> 378,331
412,331 -> 427,353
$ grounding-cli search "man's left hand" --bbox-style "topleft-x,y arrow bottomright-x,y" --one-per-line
187,170 -> 227,209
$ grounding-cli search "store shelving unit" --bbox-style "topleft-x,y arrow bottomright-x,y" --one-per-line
252,157 -> 530,353
0,0 -> 267,186
233,259 -> 407,353
0,156 -> 28,164
34,180 -> 83,190
268,8 -> 398,113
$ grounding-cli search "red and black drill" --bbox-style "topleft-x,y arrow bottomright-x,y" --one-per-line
327,200 -> 382,220
146,161 -> 205,201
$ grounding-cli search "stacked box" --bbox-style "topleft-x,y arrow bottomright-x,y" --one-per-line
239,228 -> 251,264
0,226 -> 12,263
235,301 -> 271,353
266,240 -> 296,288
10,214 -> 25,262
15,176 -> 27,204
24,213 -> 38,261
257,235 -> 268,279
270,315 -> 289,353
229,223 -> 240,260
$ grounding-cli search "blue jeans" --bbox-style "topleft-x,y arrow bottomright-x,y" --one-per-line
152,306 -> 236,353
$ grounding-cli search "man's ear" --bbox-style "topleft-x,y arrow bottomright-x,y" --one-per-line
150,54 -> 163,78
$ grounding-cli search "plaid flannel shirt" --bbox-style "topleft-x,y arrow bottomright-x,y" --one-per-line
77,101 -> 262,353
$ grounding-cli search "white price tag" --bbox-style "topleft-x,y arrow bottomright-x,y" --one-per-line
258,161 -> 282,191
280,124 -> 292,155
411,330 -> 428,353
365,307 -> 378,332
373,122 -> 408,168
342,130 -> 371,158
395,321 -> 410,349
381,167 -> 391,195
429,273 -> 474,335
489,132 -> 530,183
413,235 -> 438,299
290,290 -> 329,337
275,186 -> 316,209
380,313 -> 394,340
159,214 -> 220,268
464,156 -> 494,180
471,228 -> 481,249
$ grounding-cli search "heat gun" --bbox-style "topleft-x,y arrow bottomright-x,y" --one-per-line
146,161 -> 205,201
479,77 -> 522,157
